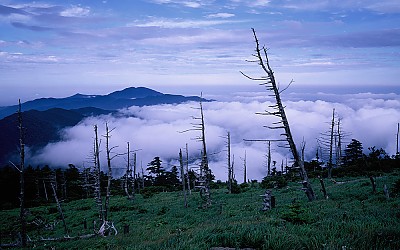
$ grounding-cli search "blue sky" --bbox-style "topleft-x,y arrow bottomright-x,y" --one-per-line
0,0 -> 399,105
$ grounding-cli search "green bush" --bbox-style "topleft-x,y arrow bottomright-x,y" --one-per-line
391,178 -> 400,197
261,175 -> 288,189
280,202 -> 312,224
141,186 -> 164,199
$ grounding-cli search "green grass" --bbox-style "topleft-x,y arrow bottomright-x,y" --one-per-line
1,173 -> 400,249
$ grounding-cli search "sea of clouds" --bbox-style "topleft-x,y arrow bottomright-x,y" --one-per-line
30,90 -> 400,181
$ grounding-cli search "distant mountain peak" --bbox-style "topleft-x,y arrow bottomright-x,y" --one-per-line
0,86 -> 207,119
108,86 -> 163,99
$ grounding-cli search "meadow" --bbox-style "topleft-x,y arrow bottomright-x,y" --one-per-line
1,172 -> 400,249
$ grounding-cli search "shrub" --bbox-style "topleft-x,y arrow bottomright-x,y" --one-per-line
391,178 -> 400,197
261,175 -> 288,189
141,186 -> 164,199
280,202 -> 312,224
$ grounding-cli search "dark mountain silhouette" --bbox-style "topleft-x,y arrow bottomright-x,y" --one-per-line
0,87 -> 207,165
0,108 -> 85,165
0,87 -> 205,119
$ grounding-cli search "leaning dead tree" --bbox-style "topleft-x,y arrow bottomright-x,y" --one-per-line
50,181 -> 68,233
241,28 -> 315,201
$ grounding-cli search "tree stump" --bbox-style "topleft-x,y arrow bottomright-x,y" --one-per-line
384,184 -> 390,200
261,190 -> 272,211
369,176 -> 376,193
123,224 -> 129,235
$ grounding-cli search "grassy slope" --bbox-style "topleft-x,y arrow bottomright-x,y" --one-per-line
1,173 -> 400,250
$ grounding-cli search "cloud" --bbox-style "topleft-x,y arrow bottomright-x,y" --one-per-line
147,0 -> 212,8
133,17 -> 243,28
206,12 -> 235,18
60,5 -> 91,17
0,4 -> 29,16
318,28 -> 400,48
276,0 -> 400,13
11,21 -> 54,32
31,92 -> 400,181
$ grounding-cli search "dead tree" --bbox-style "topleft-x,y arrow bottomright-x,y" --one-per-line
50,181 -> 68,233
14,100 -> 27,247
369,176 -> 376,193
396,123 -> 399,157
93,125 -> 104,222
318,109 -> 348,177
242,151 -> 247,183
181,98 -> 212,207
241,28 -> 315,201
226,132 -> 233,193
336,118 -> 343,167
103,122 -> 118,222
328,109 -> 335,178
319,177 -> 328,199
124,142 -> 134,200
179,149 -> 188,208
185,143 -> 191,195
267,140 -> 271,176
197,100 -> 212,207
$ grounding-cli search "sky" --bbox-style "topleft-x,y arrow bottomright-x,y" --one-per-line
1,1 -> 399,180
0,0 -> 400,105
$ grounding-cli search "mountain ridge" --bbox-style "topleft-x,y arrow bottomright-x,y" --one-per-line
0,86 -> 206,119
0,86 -> 208,165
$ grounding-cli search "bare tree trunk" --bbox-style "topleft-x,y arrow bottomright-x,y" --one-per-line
180,99 -> 211,206
319,178 -> 328,199
50,182 -> 68,233
43,180 -> 49,201
104,122 -> 113,222
267,141 -> 271,176
397,123 -> 399,156
17,100 -> 27,247
124,142 -> 133,200
179,149 -> 187,208
241,28 -> 315,201
243,151 -> 247,183
336,118 -> 343,167
133,152 -> 136,197
227,132 -> 232,193
141,161 -> 145,189
369,176 -> 376,193
93,125 -> 104,222
328,109 -> 335,179
185,143 -> 191,195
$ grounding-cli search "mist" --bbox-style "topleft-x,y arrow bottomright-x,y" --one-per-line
31,91 -> 400,181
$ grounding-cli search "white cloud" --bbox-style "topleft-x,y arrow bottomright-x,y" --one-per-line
148,0 -> 212,8
133,17 -> 241,28
251,0 -> 271,7
31,92 -> 400,181
206,12 -> 235,18
60,5 -> 91,17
